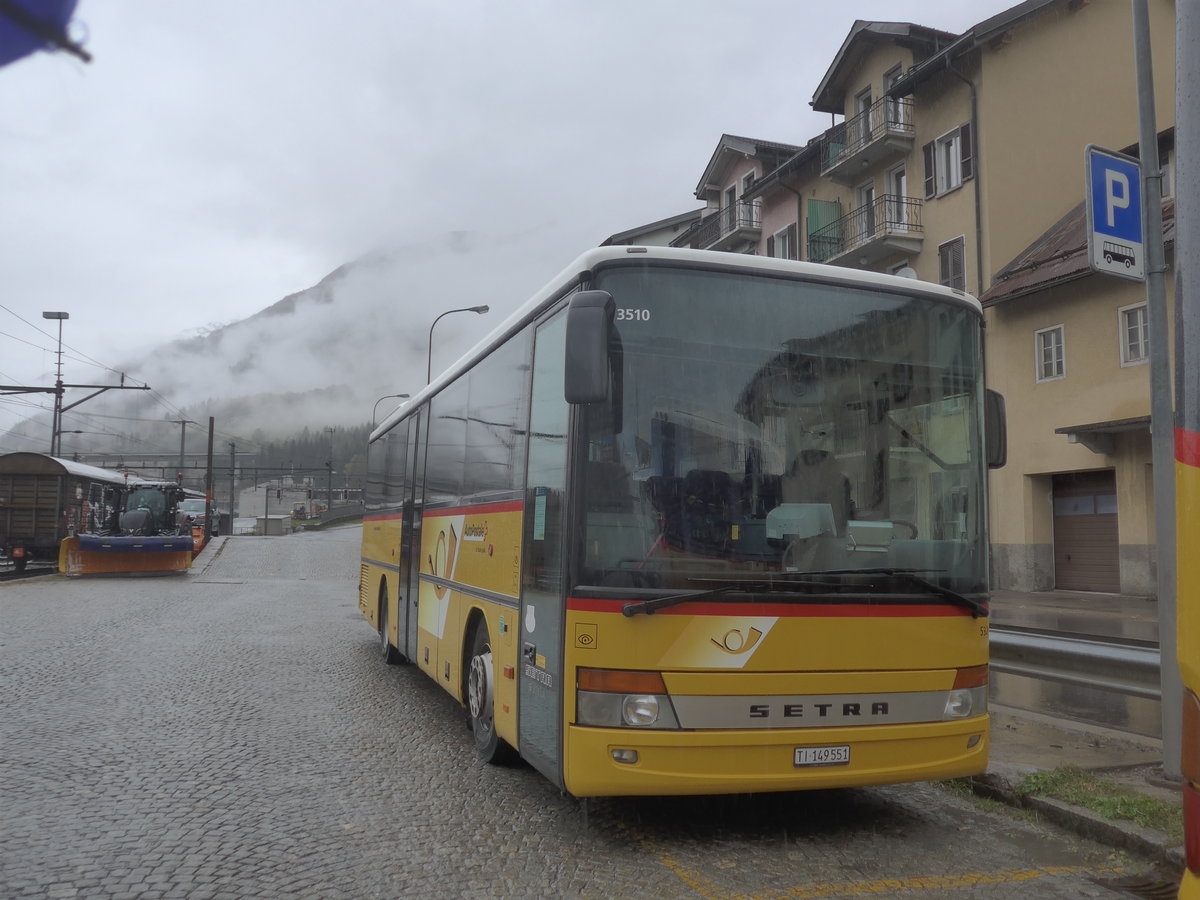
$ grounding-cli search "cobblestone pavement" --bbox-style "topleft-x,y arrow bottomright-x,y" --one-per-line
1,528 -> 1166,899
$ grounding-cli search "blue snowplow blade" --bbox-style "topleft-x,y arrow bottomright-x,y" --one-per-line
77,535 -> 193,553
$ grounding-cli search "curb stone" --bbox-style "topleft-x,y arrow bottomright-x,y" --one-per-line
966,771 -> 1186,874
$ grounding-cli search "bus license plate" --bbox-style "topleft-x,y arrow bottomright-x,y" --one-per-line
794,745 -> 850,767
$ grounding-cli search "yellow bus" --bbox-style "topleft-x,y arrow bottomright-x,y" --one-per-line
359,246 -> 1006,797
1179,398 -> 1200,898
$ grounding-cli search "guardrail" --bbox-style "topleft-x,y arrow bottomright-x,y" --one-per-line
990,627 -> 1161,701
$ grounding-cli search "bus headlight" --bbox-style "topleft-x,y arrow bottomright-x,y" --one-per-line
576,690 -> 680,728
623,695 -> 660,726
576,668 -> 679,729
943,686 -> 987,719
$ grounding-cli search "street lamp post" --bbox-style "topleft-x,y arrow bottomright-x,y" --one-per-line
426,305 -> 489,384
372,393 -> 411,426
42,311 -> 69,456
324,426 -> 335,513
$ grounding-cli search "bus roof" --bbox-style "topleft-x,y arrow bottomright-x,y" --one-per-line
373,246 -> 983,440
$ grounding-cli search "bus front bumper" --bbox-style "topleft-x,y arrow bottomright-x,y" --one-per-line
562,716 -> 988,798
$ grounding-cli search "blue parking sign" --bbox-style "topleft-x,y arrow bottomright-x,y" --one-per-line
1086,145 -> 1145,281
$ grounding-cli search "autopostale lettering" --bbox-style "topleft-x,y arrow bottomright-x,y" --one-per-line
748,701 -> 891,719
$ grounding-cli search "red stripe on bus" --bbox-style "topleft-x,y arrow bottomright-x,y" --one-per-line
366,500 -> 524,522
1178,427 -> 1200,469
566,597 -> 978,618
423,501 -> 524,517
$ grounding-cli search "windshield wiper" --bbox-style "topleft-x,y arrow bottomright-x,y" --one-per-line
621,584 -> 745,617
772,567 -> 988,619
888,570 -> 988,619
619,577 -> 845,617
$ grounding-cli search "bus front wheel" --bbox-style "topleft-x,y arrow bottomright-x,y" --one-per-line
466,622 -> 514,764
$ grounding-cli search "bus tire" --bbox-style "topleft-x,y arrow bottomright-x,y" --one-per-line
379,583 -> 404,665
466,621 -> 515,764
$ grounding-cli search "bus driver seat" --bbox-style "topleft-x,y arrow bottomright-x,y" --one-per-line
780,449 -> 851,533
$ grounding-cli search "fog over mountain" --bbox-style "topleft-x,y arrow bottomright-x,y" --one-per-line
4,230 -> 579,455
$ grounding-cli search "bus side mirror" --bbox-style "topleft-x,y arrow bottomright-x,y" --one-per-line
564,290 -> 614,404
985,389 -> 1007,469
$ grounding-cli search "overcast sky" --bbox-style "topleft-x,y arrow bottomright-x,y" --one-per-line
1,1 -> 1015,440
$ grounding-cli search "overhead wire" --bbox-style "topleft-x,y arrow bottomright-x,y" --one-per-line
4,305 -> 281,459
0,301 -> 134,380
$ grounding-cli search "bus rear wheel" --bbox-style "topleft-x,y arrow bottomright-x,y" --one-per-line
379,584 -> 404,665
466,622 -> 514,764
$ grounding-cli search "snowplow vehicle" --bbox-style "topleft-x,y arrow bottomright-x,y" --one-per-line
60,479 -> 197,576
1,453 -> 198,576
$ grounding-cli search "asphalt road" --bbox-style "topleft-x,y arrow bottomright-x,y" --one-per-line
0,527 -> 1165,899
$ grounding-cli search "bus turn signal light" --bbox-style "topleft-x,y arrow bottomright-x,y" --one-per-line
578,668 -> 667,694
953,665 -> 989,689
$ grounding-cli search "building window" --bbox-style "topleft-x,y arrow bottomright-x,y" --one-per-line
767,224 -> 798,260
1119,302 -> 1149,366
1036,325 -> 1066,382
938,237 -> 966,291
742,171 -> 756,193
884,66 -> 906,126
923,123 -> 974,198
854,87 -> 873,145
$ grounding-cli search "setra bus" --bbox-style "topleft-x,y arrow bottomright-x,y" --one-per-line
1181,427 -> 1200,898
1179,356 -> 1200,898
359,246 -> 1007,797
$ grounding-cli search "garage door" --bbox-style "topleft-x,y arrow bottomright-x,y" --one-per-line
1052,470 -> 1119,592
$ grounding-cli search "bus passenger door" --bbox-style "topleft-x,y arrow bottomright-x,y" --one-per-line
401,407 -> 427,663
519,310 -> 569,788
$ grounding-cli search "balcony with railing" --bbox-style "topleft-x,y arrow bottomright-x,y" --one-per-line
820,97 -> 914,184
694,200 -> 762,252
808,194 -> 924,266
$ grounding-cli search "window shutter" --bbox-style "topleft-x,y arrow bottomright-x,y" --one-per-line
766,234 -> 775,258
806,199 -> 842,261
950,239 -> 965,290
939,238 -> 965,290
787,223 -> 798,260
960,122 -> 974,181
923,142 -> 936,198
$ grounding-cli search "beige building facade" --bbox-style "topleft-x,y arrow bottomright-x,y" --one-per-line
666,0 -> 1177,595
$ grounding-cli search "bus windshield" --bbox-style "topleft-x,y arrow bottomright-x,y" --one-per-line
578,264 -> 987,596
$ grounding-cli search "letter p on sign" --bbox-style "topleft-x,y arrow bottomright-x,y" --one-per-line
1105,169 -> 1130,227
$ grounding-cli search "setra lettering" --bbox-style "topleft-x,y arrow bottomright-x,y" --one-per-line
747,700 -> 891,719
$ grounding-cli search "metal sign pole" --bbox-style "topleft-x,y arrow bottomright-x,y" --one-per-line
1131,0 -> 1180,780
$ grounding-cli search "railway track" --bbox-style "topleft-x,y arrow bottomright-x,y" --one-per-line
0,565 -> 58,583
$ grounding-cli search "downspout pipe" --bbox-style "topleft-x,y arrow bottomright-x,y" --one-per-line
780,182 -> 804,260
945,56 -> 985,298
